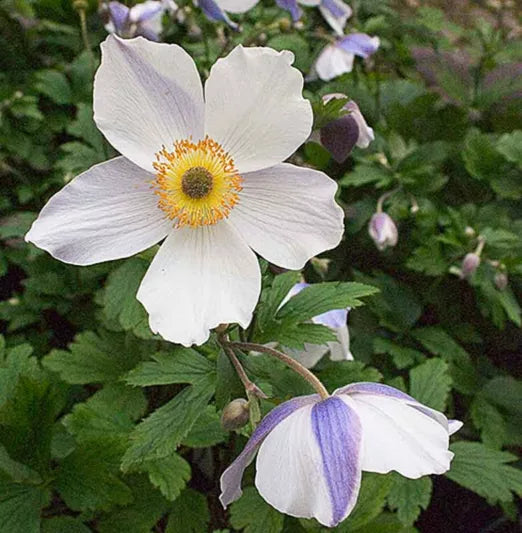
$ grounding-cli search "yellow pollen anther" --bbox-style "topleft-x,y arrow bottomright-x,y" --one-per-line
152,136 -> 243,228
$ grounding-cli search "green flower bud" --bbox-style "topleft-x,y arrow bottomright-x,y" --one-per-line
221,398 -> 250,431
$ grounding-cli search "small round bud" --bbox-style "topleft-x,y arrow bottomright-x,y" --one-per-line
464,226 -> 476,238
278,18 -> 292,32
368,212 -> 398,251
461,253 -> 480,278
73,0 -> 88,11
494,271 -> 508,290
221,399 -> 250,431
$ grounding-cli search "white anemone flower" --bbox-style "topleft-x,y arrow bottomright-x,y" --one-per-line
26,37 -> 344,347
220,383 -> 462,527
281,282 -> 353,367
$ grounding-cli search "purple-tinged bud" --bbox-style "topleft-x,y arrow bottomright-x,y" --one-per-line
368,212 -> 398,251
461,253 -> 480,278
221,398 -> 250,431
494,271 -> 508,290
319,95 -> 374,163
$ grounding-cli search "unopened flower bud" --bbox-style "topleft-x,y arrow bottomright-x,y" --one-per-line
494,271 -> 508,290
319,95 -> 374,163
368,212 -> 398,251
464,226 -> 476,238
221,398 -> 250,431
461,253 -> 480,278
278,18 -> 292,32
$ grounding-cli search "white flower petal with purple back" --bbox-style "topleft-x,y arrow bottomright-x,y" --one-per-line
94,35 -> 205,172
319,0 -> 352,36
338,33 -> 380,58
25,157 -> 170,265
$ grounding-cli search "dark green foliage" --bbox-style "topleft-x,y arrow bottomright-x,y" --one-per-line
0,0 -> 521,531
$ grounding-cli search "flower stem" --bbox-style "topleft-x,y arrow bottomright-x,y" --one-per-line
220,337 -> 267,399
225,341 -> 330,400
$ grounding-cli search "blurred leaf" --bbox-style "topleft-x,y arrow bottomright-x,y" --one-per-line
409,358 -> 451,410
373,338 -> 424,369
387,475 -> 432,526
230,486 -> 284,533
166,489 -> 210,533
34,70 -> 72,105
496,130 -> 522,168
0,483 -> 49,533
41,517 -> 91,533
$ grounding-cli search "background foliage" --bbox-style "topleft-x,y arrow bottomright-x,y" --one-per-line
1,0 -> 521,531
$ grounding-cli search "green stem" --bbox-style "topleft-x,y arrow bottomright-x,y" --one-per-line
225,341 -> 330,400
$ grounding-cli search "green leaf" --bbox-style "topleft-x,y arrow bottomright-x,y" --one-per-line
470,395 -> 506,449
338,473 -> 393,531
43,331 -> 142,384
274,322 -> 337,350
462,129 -> 505,181
181,405 -> 227,448
312,95 -> 349,130
124,348 -> 215,387
166,489 -> 210,533
0,444 -> 41,484
373,338 -> 424,369
387,475 -> 432,526
277,282 -> 379,322
34,70 -> 72,105
41,517 -> 91,533
121,376 -> 215,471
0,483 -> 49,533
319,361 -> 382,391
55,437 -> 133,511
143,453 -> 191,501
496,130 -> 522,167
340,165 -> 394,188
409,358 -> 451,411
103,258 -> 149,331
446,442 -> 522,504
230,487 -> 284,533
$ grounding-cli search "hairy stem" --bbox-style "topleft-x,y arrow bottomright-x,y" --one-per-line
225,341 -> 330,400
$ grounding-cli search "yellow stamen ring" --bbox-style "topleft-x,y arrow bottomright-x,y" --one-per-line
152,136 -> 243,228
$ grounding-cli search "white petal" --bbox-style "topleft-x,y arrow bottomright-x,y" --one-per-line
228,163 -> 344,270
136,222 -> 260,346
328,325 -> 354,361
314,44 -> 354,82
25,157 -> 170,265
341,393 -> 454,478
94,35 -> 204,172
216,0 -> 259,12
319,0 -> 352,36
255,399 -> 363,527
299,0 -> 321,5
204,45 -> 312,174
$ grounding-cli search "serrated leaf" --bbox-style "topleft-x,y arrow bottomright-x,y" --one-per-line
124,348 -> 214,387
230,487 -> 284,533
340,165 -> 394,188
409,358 -> 451,411
34,70 -> 72,104
43,331 -> 142,384
144,453 -> 191,501
275,322 -> 337,350
470,395 -> 506,449
312,96 -> 349,130
166,489 -> 210,533
0,483 -> 49,533
373,338 -> 424,369
103,259 -> 149,331
446,442 -> 522,504
181,405 -> 227,448
121,376 -> 215,471
56,437 -> 133,511
387,475 -> 432,526
277,282 -> 378,322
0,445 -> 41,484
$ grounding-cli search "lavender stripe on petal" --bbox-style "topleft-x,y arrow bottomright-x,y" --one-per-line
276,0 -> 302,21
321,0 -> 346,18
311,397 -> 362,527
220,394 -> 319,507
108,1 -> 130,32
199,0 -> 238,29
338,33 -> 379,58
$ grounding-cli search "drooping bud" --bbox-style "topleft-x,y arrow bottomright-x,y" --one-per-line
319,94 -> 374,163
368,212 -> 398,251
461,253 -> 480,278
221,398 -> 250,431
494,271 -> 508,290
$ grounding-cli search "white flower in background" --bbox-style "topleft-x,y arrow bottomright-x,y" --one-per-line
104,0 -> 177,41
26,37 -> 344,347
220,383 -> 462,527
195,0 -> 259,29
277,0 -> 352,36
281,282 -> 353,368
317,94 -> 374,163
311,32 -> 380,81
368,212 -> 398,251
